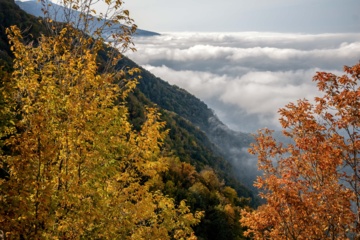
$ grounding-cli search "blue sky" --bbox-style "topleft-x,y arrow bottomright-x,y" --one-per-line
125,0 -> 360,33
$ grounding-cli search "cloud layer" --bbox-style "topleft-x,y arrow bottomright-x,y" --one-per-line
127,32 -> 360,132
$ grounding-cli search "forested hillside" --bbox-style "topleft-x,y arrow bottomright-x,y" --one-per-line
0,0 -> 255,238
119,57 -> 259,193
4,0 -> 259,197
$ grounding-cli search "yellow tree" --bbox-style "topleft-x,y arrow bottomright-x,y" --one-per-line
0,24 -> 201,239
241,63 -> 360,239
39,0 -> 137,73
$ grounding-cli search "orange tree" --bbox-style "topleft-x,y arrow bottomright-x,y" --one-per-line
241,62 -> 360,239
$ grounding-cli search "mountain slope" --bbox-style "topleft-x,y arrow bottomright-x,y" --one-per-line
16,0 -> 259,194
118,56 -> 259,192
0,1 -> 258,238
126,87 -> 254,197
0,0 -> 253,197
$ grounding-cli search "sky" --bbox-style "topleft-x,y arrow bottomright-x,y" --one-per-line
124,0 -> 360,33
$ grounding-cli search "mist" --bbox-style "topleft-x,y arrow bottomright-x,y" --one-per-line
127,32 -> 360,132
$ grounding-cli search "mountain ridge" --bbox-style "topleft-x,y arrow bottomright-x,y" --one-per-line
15,0 -> 160,37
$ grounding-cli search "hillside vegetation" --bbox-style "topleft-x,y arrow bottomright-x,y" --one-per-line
0,0 -> 254,239
2,0 -> 358,239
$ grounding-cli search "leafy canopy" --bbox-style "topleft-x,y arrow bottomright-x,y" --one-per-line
0,2 -> 202,238
241,62 -> 360,239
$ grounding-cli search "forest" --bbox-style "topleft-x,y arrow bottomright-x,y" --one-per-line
0,0 -> 359,239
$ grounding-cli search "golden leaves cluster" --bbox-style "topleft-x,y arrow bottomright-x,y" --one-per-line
0,25 -> 201,239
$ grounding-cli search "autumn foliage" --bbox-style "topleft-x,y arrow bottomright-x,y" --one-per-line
0,26 -> 201,239
0,3 -> 204,236
241,62 -> 360,239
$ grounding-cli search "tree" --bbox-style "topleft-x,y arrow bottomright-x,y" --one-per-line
0,18 -> 201,240
241,62 -> 360,239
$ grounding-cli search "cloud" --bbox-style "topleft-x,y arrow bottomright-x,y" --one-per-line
127,32 -> 360,132
142,65 -> 227,99
131,32 -> 360,50
142,65 -> 324,131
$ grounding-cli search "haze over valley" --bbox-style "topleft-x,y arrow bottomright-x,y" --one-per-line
127,32 -> 360,132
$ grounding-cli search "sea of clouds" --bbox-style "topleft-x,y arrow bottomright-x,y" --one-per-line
127,32 -> 360,133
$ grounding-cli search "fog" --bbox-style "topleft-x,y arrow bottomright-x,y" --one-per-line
127,32 -> 360,132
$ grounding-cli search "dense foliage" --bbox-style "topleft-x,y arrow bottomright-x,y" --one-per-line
0,0 -> 46,70
0,0 -> 253,238
125,88 -> 252,240
0,24 -> 204,239
241,62 -> 360,239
